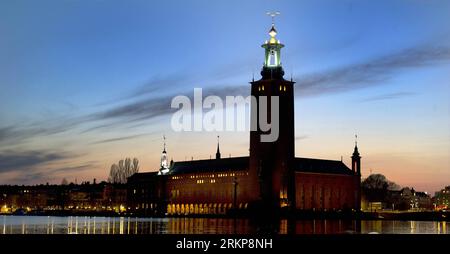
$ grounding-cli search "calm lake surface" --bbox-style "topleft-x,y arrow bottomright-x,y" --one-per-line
1,215 -> 448,234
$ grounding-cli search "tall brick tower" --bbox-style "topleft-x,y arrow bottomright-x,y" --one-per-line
249,17 -> 296,210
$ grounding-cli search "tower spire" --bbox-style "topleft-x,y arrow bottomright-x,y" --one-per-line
163,135 -> 166,153
351,135 -> 361,176
216,135 -> 221,159
159,135 -> 169,175
353,134 -> 359,156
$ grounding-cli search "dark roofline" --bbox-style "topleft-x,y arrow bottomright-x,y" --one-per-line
173,156 -> 249,163
166,156 -> 354,176
169,156 -> 249,175
127,156 -> 356,177
295,157 -> 347,163
294,157 -> 354,175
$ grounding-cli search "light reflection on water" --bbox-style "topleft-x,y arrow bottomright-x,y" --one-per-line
1,215 -> 448,234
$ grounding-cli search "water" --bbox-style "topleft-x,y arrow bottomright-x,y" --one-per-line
1,215 -> 448,234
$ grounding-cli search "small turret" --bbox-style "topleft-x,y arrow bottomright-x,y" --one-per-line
351,135 -> 361,175
159,135 -> 169,175
216,135 -> 221,159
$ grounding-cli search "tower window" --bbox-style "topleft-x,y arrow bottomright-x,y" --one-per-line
268,49 -> 277,66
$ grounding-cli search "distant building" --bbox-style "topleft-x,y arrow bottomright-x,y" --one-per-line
127,172 -> 166,216
127,21 -> 361,216
433,186 -> 450,210
0,182 -> 126,213
388,187 -> 432,211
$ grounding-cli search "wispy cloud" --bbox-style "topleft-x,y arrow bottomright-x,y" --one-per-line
90,133 -> 154,144
49,163 -> 95,174
296,46 -> 450,97
296,135 -> 309,140
88,95 -> 175,124
0,126 -> 14,142
0,150 -> 70,174
361,92 -> 415,102
6,172 -> 47,184
2,163 -> 96,184
86,85 -> 250,126
129,73 -> 191,99
0,117 -> 81,146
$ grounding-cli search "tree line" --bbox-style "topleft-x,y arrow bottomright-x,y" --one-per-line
108,158 -> 140,184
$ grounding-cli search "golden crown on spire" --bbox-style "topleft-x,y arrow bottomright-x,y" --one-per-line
266,11 -> 281,44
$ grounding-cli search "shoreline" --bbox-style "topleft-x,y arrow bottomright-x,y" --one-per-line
1,210 -> 449,221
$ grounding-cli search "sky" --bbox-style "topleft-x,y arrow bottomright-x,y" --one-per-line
0,0 -> 449,194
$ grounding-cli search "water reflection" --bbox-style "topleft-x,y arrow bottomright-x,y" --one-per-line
0,215 -> 448,234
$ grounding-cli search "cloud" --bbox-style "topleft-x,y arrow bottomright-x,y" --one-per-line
49,163 -> 95,174
0,150 -> 69,174
86,85 -> 250,126
295,46 -> 450,97
361,92 -> 415,102
0,117 -> 81,146
88,95 -> 175,123
295,135 -> 309,140
6,172 -> 47,184
0,126 -> 14,142
204,85 -> 250,98
129,73 -> 191,99
90,133 -> 154,144
0,157 -> 96,184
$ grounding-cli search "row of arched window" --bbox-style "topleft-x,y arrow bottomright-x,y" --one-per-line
167,203 -> 248,215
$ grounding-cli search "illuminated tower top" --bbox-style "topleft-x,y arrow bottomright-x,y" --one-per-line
261,11 -> 285,79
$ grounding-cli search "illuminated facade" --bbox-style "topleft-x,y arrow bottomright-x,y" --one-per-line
127,22 -> 361,216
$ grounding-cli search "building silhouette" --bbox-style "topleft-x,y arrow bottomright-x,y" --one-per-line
127,21 -> 361,216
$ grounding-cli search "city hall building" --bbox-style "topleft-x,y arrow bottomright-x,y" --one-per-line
127,22 -> 361,216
